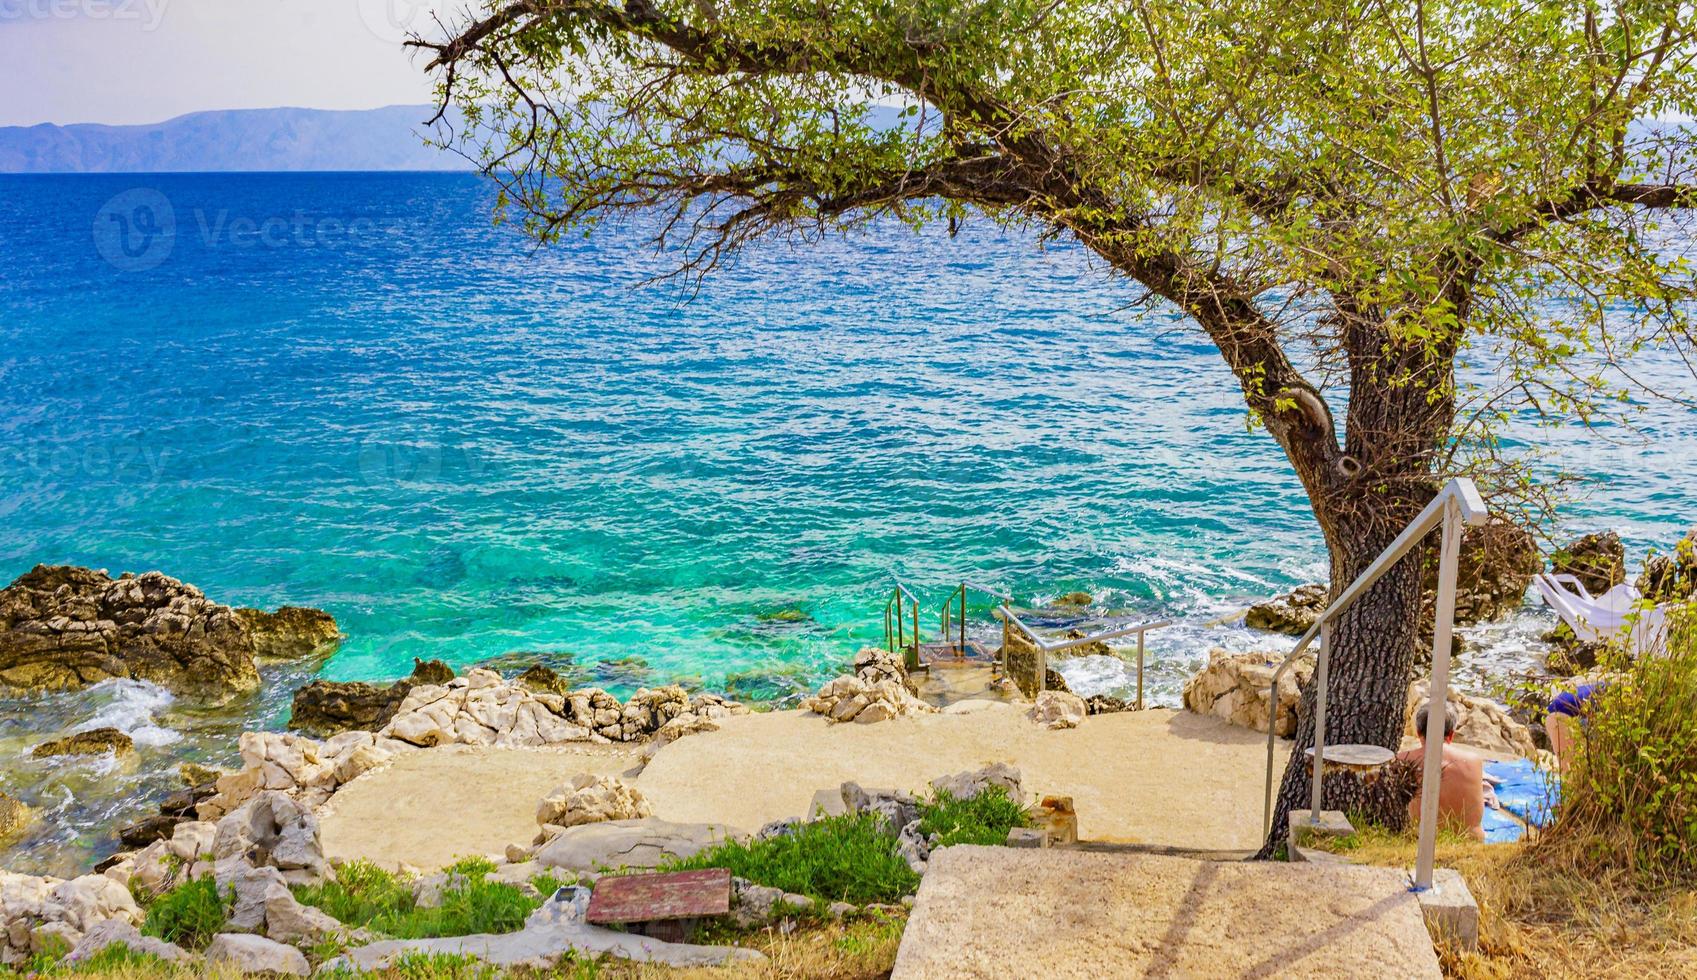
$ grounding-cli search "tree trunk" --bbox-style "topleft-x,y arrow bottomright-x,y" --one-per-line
1258,489 -> 1429,857
1258,302 -> 1460,857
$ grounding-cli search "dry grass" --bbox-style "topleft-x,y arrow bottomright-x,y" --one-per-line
16,914 -> 905,980
1315,826 -> 1697,979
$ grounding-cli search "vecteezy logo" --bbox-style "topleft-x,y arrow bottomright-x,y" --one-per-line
358,0 -> 437,44
93,188 -> 176,271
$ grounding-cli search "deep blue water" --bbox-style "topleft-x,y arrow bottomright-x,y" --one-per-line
0,172 -> 1692,705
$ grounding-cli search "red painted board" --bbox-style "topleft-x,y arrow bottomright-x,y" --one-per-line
586,868 -> 733,924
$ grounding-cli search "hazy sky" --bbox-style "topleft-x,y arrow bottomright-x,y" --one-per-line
0,1 -> 472,127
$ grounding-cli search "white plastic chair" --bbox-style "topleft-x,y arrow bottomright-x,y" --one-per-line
1535,572 -> 1670,657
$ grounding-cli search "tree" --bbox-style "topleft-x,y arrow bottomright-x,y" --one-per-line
412,0 -> 1697,850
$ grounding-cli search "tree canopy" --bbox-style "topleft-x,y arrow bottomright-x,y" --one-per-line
415,0 -> 1697,848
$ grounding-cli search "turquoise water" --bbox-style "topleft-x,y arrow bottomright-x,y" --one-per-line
0,172 -> 1692,876
0,172 -> 1693,706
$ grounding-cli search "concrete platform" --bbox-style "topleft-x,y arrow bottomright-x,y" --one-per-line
892,846 -> 1441,979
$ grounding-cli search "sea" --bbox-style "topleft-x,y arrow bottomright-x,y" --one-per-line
0,172 -> 1692,874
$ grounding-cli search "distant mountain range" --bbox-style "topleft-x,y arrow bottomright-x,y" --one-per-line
0,106 -> 472,173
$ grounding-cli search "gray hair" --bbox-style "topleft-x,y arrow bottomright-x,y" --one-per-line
1413,701 -> 1457,739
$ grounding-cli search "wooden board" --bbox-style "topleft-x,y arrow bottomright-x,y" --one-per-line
586,868 -> 732,925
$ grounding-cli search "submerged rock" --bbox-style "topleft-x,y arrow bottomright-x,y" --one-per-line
31,727 -> 133,758
0,792 -> 31,842
1549,531 -> 1628,596
1053,592 -> 1094,607
0,564 -> 336,699
232,606 -> 341,661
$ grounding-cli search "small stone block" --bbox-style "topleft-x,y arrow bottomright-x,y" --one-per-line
1415,868 -> 1479,951
1006,827 -> 1047,849
1037,796 -> 1079,846
1287,809 -> 1354,851
808,788 -> 847,819
1287,845 -> 1348,865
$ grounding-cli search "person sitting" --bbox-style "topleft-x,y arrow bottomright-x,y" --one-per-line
1397,701 -> 1486,842
1545,682 -> 1605,773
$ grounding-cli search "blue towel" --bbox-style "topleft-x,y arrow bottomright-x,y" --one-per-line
1481,807 -> 1525,843
1486,758 -> 1560,828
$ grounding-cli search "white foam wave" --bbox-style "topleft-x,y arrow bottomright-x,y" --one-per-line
77,679 -> 183,748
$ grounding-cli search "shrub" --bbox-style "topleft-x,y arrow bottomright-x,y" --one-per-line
1541,600 -> 1697,882
141,877 -> 230,950
915,787 -> 1029,847
664,812 -> 922,904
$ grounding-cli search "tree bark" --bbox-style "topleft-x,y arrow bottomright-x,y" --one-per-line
1258,306 -> 1458,856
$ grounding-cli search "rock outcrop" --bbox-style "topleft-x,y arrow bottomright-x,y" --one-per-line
1182,649 -> 1312,737
1000,632 -> 1073,698
1549,531 -> 1628,596
1427,520 -> 1542,624
1638,532 -> 1697,604
801,648 -> 936,724
232,607 -> 341,661
288,659 -> 453,736
197,729 -> 415,818
0,565 -> 336,699
535,774 -> 652,830
1404,681 -> 1538,757
379,671 -> 747,748
1027,691 -> 1087,730
1181,651 -> 1539,757
1246,522 -> 1542,639
31,727 -> 133,758
0,869 -> 143,966
930,764 -> 1023,803
534,819 -> 739,874
211,791 -> 329,886
205,933 -> 311,975
1245,584 -> 1328,636
0,793 -> 31,842
62,920 -> 189,965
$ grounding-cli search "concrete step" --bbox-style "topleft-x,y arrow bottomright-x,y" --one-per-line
892,845 -> 1442,979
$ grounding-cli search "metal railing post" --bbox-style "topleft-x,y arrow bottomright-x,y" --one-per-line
1415,497 -> 1466,891
1136,632 -> 1146,710
1309,622 -> 1331,821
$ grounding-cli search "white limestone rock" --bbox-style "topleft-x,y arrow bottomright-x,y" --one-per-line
1027,691 -> 1087,730
204,933 -> 310,976
535,774 -> 653,829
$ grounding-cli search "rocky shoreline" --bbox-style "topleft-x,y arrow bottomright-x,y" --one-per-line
0,529 -> 1690,973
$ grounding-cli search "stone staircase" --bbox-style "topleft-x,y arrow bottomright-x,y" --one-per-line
892,845 -> 1443,979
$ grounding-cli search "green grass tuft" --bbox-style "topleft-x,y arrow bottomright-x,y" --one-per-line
916,787 -> 1029,847
140,877 -> 230,951
292,858 -> 542,940
663,786 -> 1032,906
664,812 -> 921,904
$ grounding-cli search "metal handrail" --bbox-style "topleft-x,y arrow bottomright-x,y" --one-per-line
999,607 -> 1172,708
884,582 -> 921,671
1259,477 -> 1488,893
